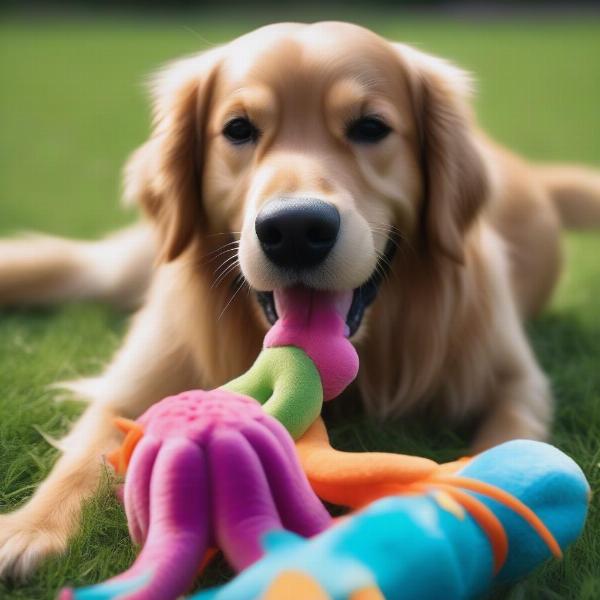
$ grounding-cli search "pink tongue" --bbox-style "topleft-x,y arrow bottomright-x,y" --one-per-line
272,286 -> 353,336
264,286 -> 358,401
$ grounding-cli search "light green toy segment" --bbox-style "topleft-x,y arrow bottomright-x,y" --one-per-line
222,346 -> 323,439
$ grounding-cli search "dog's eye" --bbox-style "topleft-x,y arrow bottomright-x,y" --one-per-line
223,117 -> 259,145
346,116 -> 391,144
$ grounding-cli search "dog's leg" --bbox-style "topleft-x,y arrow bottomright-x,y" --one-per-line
0,403 -> 120,579
470,302 -> 553,451
472,364 -> 552,452
0,224 -> 155,309
0,279 -> 198,579
461,229 -> 554,452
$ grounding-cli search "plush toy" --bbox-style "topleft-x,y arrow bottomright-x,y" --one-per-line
223,286 -> 358,439
60,391 -> 332,600
60,288 -> 357,600
189,435 -> 590,600
60,287 -> 590,600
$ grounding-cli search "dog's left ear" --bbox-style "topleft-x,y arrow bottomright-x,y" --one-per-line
123,48 -> 223,262
392,44 -> 490,263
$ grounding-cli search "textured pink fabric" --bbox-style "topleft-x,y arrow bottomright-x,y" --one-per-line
264,287 -> 358,400
137,389 -> 263,443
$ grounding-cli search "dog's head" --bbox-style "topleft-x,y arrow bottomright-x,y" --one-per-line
126,22 -> 489,337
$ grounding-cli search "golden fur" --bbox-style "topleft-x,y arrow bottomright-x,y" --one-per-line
1,21 -> 600,578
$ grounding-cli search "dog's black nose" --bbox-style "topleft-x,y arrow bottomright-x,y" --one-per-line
255,198 -> 340,269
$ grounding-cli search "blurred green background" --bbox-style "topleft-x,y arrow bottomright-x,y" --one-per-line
0,4 -> 599,599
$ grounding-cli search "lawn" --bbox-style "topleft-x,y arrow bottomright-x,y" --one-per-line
1,13 -> 599,599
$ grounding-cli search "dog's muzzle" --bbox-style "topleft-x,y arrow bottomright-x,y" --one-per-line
256,235 -> 397,337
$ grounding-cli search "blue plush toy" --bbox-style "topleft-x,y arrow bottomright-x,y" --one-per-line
190,439 -> 589,600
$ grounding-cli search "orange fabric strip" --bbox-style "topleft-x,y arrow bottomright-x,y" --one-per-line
106,418 -> 144,475
297,419 -> 438,508
349,586 -> 386,600
426,483 -> 509,574
432,475 -> 562,559
260,571 -> 330,599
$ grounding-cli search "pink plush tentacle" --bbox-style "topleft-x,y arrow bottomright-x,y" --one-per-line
208,429 -> 283,571
240,419 -> 332,537
111,437 -> 211,600
260,413 -> 305,457
124,435 -> 162,545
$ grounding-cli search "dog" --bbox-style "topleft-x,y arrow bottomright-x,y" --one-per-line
1,21 -> 599,579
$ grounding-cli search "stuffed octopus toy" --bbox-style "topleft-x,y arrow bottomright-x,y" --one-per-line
60,287 -> 590,600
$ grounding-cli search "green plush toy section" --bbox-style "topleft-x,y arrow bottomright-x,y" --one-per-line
222,346 -> 323,440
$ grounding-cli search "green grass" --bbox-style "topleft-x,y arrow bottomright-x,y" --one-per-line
1,13 -> 600,599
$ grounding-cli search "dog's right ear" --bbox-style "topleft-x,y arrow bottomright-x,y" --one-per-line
123,48 -> 223,263
392,43 -> 490,264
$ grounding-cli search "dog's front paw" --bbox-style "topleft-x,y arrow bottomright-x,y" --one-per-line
0,510 -> 68,580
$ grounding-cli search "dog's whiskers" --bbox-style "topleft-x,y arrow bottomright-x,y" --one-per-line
375,247 -> 398,285
204,248 -> 239,267
202,240 -> 240,262
205,239 -> 239,253
214,253 -> 239,275
206,231 -> 242,238
212,260 -> 241,289
368,221 -> 405,242
218,275 -> 248,321
369,221 -> 416,259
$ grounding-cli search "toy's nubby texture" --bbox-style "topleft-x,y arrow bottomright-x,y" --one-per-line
61,286 -> 590,600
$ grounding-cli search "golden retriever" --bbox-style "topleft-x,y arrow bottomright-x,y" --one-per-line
1,21 -> 599,579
